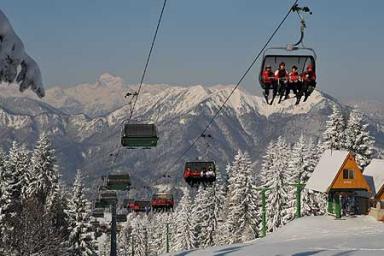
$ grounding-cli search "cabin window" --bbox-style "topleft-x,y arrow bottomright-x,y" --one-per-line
343,169 -> 354,179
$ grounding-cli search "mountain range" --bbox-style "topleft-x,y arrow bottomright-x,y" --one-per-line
1,73 -> 383,195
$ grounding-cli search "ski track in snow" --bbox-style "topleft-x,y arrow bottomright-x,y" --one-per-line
166,216 -> 384,256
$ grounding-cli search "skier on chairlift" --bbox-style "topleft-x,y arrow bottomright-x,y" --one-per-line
200,167 -> 207,178
286,65 -> 299,100
206,167 -> 215,179
297,64 -> 316,104
273,62 -> 288,104
261,65 -> 275,104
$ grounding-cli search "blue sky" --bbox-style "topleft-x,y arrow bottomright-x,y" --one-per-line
1,0 -> 384,100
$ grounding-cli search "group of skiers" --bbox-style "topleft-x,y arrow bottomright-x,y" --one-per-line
261,62 -> 317,105
200,167 -> 215,179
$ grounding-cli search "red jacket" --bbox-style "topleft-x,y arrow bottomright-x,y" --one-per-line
262,70 -> 274,84
302,70 -> 316,81
275,69 -> 288,80
289,71 -> 299,82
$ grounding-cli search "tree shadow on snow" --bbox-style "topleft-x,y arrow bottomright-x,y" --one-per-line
292,250 -> 355,256
213,245 -> 249,256
330,251 -> 355,256
173,249 -> 197,256
292,250 -> 325,256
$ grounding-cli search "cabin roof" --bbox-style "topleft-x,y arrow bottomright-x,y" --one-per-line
363,159 -> 384,195
306,150 -> 350,193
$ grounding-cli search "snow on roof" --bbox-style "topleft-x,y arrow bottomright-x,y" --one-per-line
363,159 -> 384,195
305,150 -> 350,193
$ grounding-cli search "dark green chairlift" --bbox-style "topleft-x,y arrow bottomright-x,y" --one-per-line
94,198 -> 111,209
102,174 -> 131,191
121,123 -> 159,148
99,190 -> 118,202
116,214 -> 127,223
92,207 -> 105,218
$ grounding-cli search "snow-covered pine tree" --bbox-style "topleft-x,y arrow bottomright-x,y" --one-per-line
225,150 -> 259,244
195,185 -> 217,248
345,109 -> 375,169
148,213 -> 161,254
0,148 -> 5,199
261,137 -> 291,232
7,198 -> 67,255
259,141 -> 277,186
149,212 -> 174,254
173,187 -> 195,251
0,141 -> 30,247
323,104 -> 346,150
129,215 -> 150,256
214,164 -> 231,245
67,169 -> 97,256
3,142 -> 30,212
0,148 -> 7,251
286,135 -> 324,218
212,169 -> 226,245
285,135 -> 306,221
301,138 -> 327,216
99,234 -> 111,256
118,213 -> 137,256
221,164 -> 231,199
305,138 -> 321,179
190,186 -> 205,248
47,182 -> 71,239
27,134 -> 59,205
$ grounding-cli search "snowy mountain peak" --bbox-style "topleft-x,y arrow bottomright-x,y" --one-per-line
96,73 -> 124,87
183,84 -> 327,116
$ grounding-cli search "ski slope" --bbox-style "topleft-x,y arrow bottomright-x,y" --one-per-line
169,216 -> 384,256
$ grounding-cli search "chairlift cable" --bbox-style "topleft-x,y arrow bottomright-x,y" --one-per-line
107,0 -> 168,176
170,0 -> 300,167
128,0 -> 168,121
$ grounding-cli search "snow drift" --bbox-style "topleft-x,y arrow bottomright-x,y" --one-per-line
169,216 -> 384,256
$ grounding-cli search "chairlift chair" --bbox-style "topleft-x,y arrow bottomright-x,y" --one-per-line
259,49 -> 316,89
104,174 -> 131,191
116,214 -> 128,223
151,192 -> 174,212
259,4 -> 317,104
91,207 -> 105,218
132,200 -> 152,213
90,220 -> 100,232
98,190 -> 118,203
124,198 -> 135,211
121,123 -> 159,148
94,199 -> 110,209
184,161 -> 217,186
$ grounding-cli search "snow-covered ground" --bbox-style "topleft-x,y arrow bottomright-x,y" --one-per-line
169,216 -> 384,256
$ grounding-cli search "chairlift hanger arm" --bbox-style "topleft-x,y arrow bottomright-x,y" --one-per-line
291,4 -> 312,47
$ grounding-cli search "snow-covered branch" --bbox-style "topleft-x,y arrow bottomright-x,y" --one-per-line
0,9 -> 44,98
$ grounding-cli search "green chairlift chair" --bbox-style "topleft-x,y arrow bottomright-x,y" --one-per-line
121,123 -> 159,149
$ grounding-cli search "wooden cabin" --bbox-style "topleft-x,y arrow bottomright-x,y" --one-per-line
379,188 -> 384,202
306,150 -> 371,218
364,159 -> 384,203
363,159 -> 384,221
